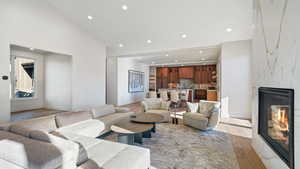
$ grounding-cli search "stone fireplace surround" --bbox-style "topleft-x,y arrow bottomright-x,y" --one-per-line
252,0 -> 300,169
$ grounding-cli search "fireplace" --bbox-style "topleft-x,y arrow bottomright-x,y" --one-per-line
258,87 -> 294,169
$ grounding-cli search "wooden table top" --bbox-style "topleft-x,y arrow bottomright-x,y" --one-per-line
111,119 -> 153,134
131,113 -> 164,123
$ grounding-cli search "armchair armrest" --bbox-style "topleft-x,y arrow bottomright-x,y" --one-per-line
208,109 -> 220,128
141,101 -> 148,112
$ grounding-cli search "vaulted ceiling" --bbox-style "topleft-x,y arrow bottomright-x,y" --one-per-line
46,0 -> 253,56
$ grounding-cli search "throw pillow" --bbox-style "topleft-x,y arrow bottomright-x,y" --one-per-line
9,125 -> 32,137
187,102 -> 199,113
161,101 -> 171,110
199,100 -> 219,117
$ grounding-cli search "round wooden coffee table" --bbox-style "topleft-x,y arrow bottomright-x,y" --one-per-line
111,120 -> 153,145
131,113 -> 164,137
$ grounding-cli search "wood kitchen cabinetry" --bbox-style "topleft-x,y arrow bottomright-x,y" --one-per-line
178,67 -> 194,79
168,67 -> 179,83
194,65 -> 216,84
156,67 -> 169,89
156,65 -> 216,89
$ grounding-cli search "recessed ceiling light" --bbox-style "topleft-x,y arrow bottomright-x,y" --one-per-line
201,58 -> 206,61
175,60 -> 178,62
199,50 -> 203,54
226,28 -> 232,32
151,61 -> 155,64
181,34 -> 187,39
147,40 -> 152,44
119,43 -> 124,48
165,54 -> 169,57
30,47 -> 35,51
122,5 -> 128,11
87,15 -> 93,20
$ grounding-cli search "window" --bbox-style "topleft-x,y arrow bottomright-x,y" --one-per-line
12,57 -> 36,98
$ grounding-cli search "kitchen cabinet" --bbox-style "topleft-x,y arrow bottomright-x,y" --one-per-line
207,90 -> 217,101
193,65 -> 216,84
168,67 -> 179,83
178,67 -> 194,79
194,89 -> 207,100
156,67 -> 169,89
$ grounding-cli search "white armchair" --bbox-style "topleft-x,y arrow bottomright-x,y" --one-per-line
183,100 -> 221,130
141,98 -> 171,122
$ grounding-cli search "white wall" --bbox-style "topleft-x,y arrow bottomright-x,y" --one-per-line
117,58 -> 149,106
106,56 -> 118,105
0,0 -> 106,122
44,54 -> 72,111
221,40 -> 252,119
10,48 -> 45,112
252,0 -> 300,169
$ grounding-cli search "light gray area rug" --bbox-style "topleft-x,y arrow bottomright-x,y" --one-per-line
104,123 -> 240,169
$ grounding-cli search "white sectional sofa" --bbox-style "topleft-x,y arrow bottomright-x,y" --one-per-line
0,105 -> 150,169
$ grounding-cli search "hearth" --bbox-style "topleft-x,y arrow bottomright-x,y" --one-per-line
258,87 -> 294,169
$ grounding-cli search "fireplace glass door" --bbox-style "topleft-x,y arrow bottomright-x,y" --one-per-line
269,105 -> 289,150
259,87 -> 294,169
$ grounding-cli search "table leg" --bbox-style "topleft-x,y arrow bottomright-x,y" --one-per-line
143,130 -> 152,138
152,123 -> 156,133
134,133 -> 143,144
118,134 -> 134,145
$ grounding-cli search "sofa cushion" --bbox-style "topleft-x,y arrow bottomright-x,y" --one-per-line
91,105 -> 116,118
160,101 -> 170,110
183,113 -> 209,130
9,125 -> 32,137
144,98 -> 162,110
82,140 -> 150,169
0,124 -> 10,131
187,102 -> 199,113
96,112 -> 134,135
29,130 -> 80,169
14,115 -> 57,132
101,145 -> 150,169
0,131 -> 64,169
0,158 -> 24,169
53,132 -> 104,166
57,119 -> 105,138
55,111 -> 92,128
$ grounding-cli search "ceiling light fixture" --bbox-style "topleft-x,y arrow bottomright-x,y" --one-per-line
199,50 -> 203,54
119,43 -> 124,48
181,34 -> 187,39
151,61 -> 155,64
147,40 -> 152,44
165,54 -> 169,57
87,15 -> 93,20
226,28 -> 233,32
201,58 -> 206,61
29,47 -> 35,51
122,5 -> 128,11
175,60 -> 178,62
